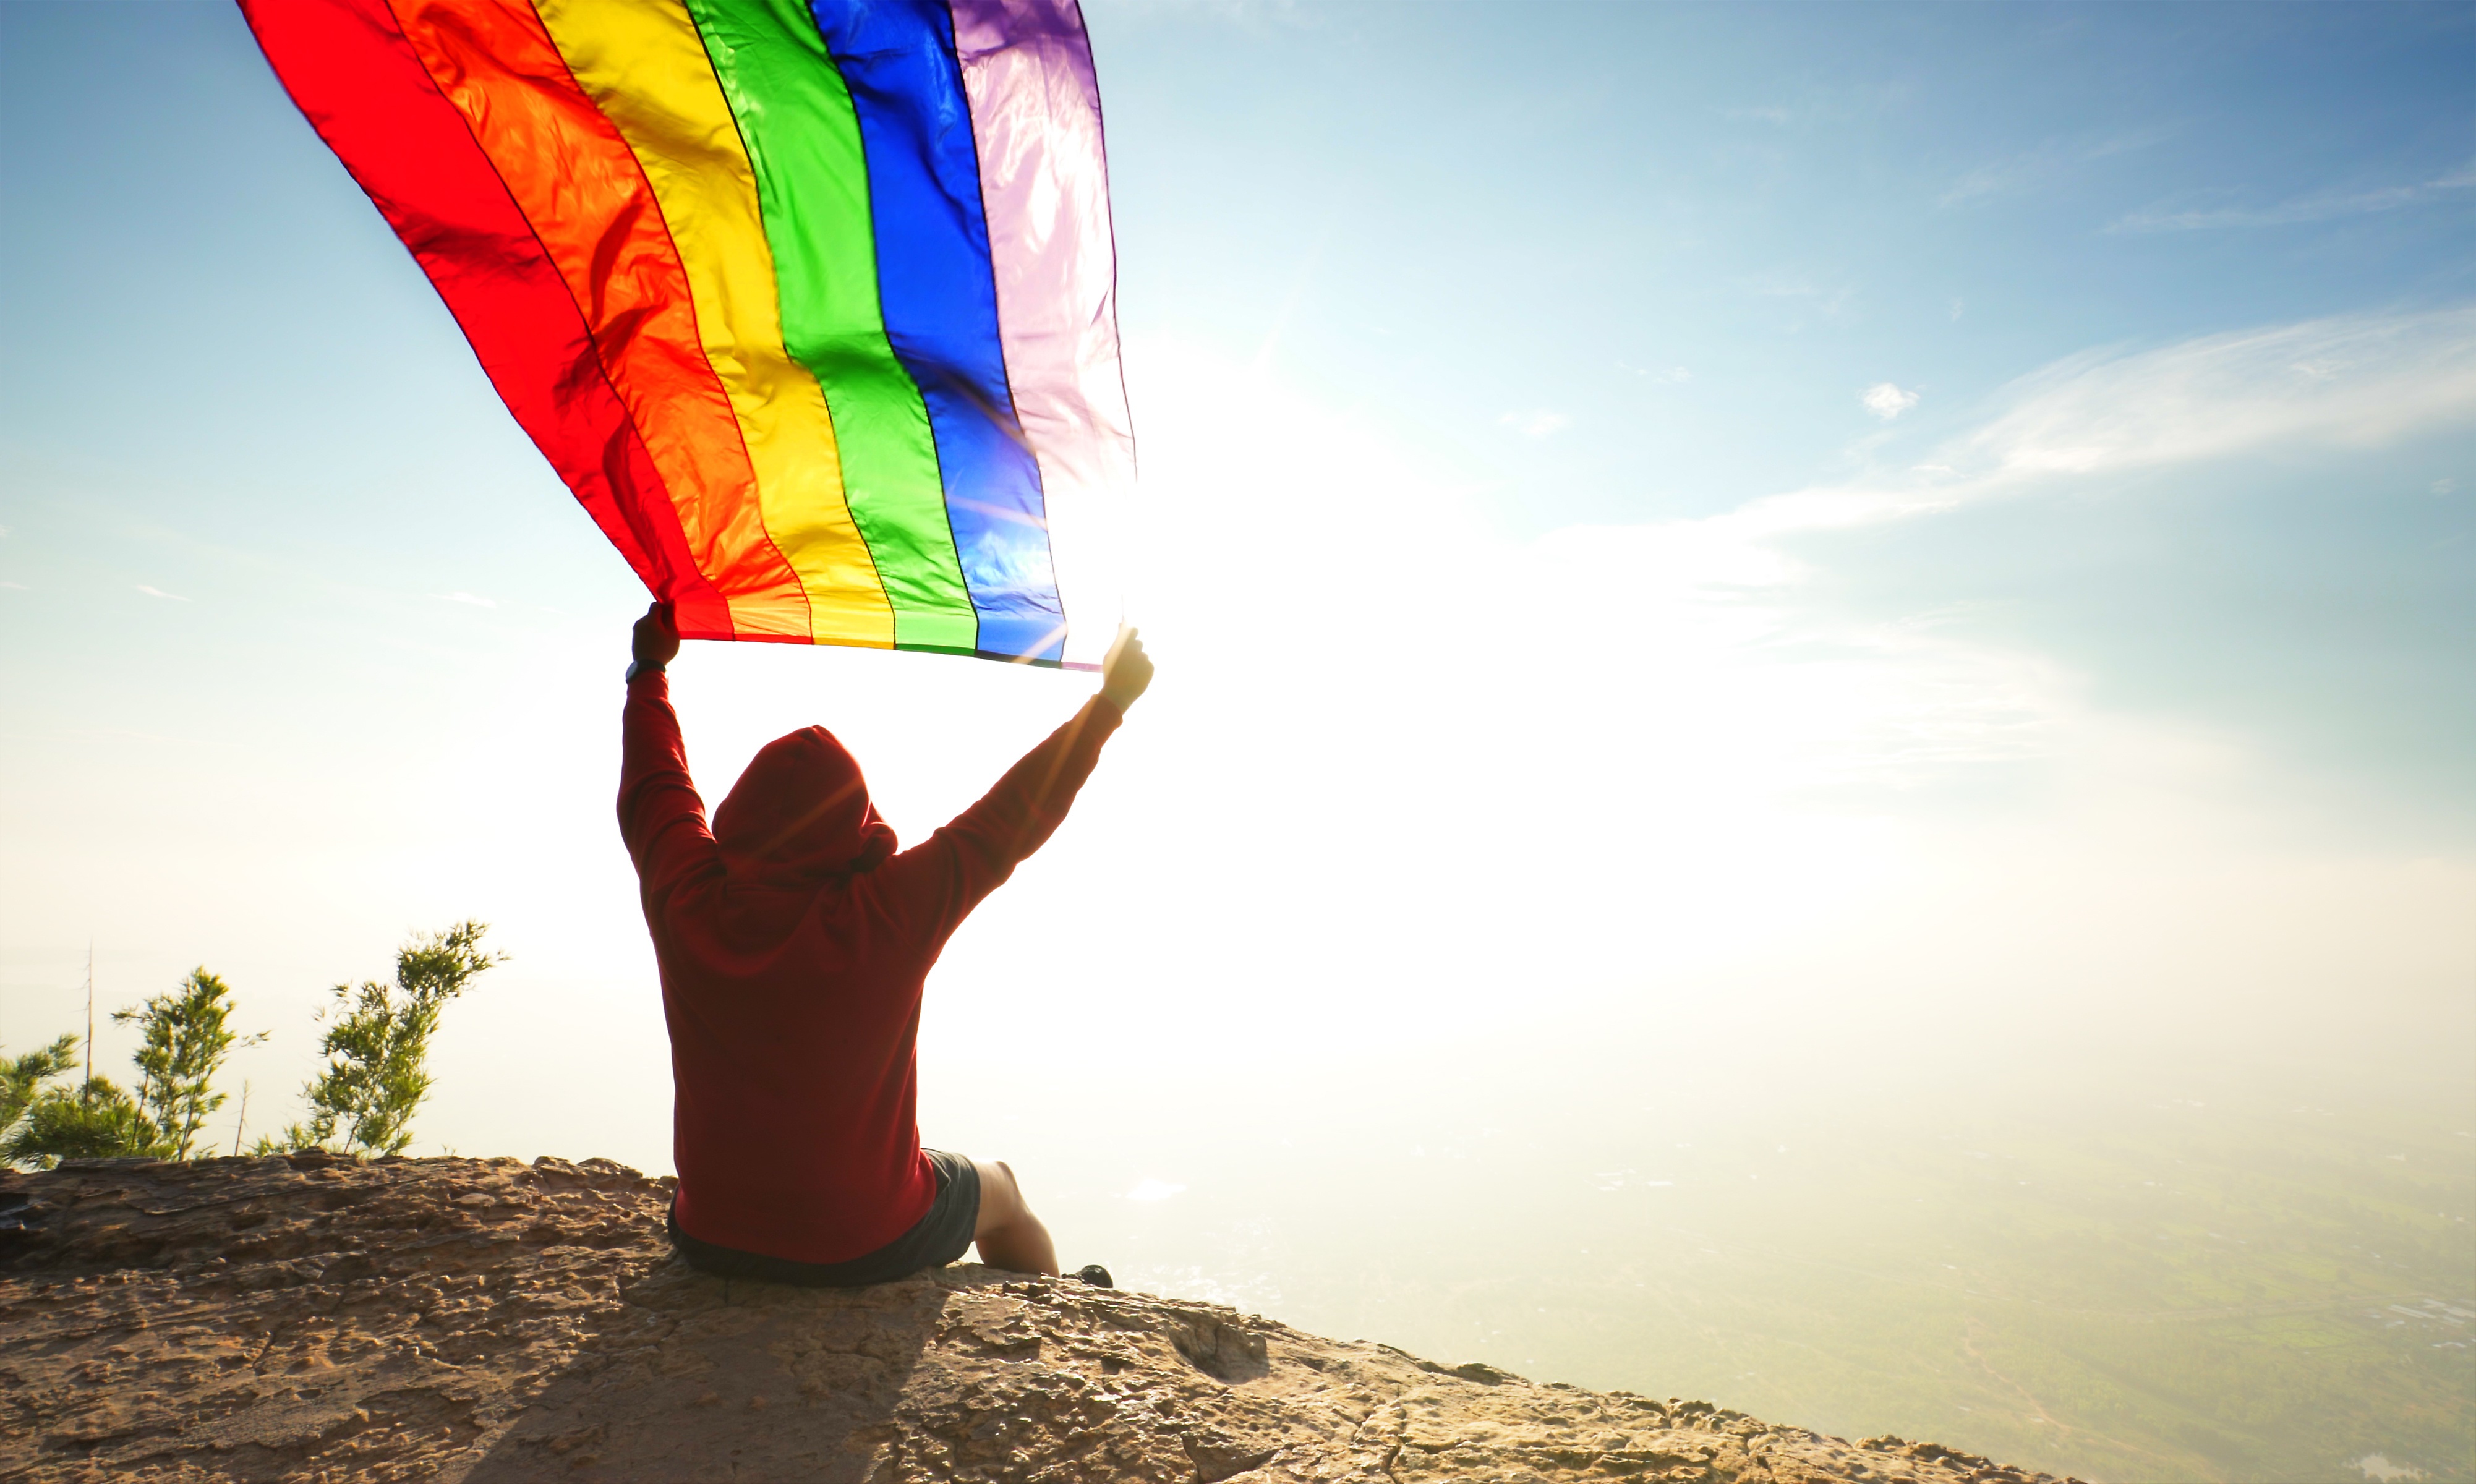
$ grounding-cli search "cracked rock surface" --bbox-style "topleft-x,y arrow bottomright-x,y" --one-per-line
0,1154 -> 2079,1483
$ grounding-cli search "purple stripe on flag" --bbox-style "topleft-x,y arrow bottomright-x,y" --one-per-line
949,0 -> 1134,670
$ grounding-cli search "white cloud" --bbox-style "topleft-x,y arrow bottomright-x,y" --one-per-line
1622,362 -> 1692,384
1736,304 -> 2476,539
1500,410 -> 1571,438
1443,302 -> 2476,843
434,591 -> 498,608
2434,479 -> 2458,496
1741,273 -> 1847,304
1960,305 -> 2476,474
0,581 -> 25,591
1125,1179 -> 1187,1202
135,584 -> 190,602
1942,130 -> 2169,206
1112,0 -> 1300,20
1862,383 -> 1921,420
2112,159 -> 2476,233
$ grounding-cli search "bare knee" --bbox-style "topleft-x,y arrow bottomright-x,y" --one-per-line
971,1158 -> 1031,1241
967,1157 -> 1057,1276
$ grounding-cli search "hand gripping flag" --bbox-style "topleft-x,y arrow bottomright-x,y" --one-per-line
242,0 -> 1133,667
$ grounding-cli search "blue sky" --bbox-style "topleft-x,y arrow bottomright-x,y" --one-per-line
1096,2 -> 2475,508
2,1 -> 2471,1180
1085,1 -> 2476,834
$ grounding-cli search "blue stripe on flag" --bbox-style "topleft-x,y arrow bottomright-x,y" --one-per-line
808,0 -> 1064,660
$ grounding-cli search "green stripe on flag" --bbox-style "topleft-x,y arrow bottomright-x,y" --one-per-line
686,0 -> 975,651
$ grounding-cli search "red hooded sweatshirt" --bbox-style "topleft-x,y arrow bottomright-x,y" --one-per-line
618,671 -> 1122,1263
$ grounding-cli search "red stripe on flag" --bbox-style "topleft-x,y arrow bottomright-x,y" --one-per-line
238,0 -> 740,639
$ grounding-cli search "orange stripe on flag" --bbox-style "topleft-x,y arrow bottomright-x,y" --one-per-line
386,0 -> 816,640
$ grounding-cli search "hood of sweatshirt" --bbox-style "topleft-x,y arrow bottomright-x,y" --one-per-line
711,726 -> 899,887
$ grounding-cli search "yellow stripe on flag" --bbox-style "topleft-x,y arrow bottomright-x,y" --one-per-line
534,0 -> 892,646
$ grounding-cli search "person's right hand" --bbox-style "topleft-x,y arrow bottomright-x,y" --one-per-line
632,602 -> 681,673
1099,626 -> 1153,712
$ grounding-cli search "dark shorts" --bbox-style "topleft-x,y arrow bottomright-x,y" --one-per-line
666,1149 -> 982,1288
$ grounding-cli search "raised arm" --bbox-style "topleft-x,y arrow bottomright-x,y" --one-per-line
617,603 -> 720,897
874,628 -> 1153,950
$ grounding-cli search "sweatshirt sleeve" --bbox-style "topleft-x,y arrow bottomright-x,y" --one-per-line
872,696 -> 1124,954
618,670 -> 720,900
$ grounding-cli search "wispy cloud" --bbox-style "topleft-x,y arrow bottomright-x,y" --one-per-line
1111,0 -> 1302,22
1740,273 -> 1830,299
1482,305 -> 2476,793
433,591 -> 498,608
0,581 -> 25,591
1730,304 -> 2476,538
1621,362 -> 1693,385
1250,231 -> 1328,375
1736,273 -> 1857,322
1133,307 -> 2476,817
1861,383 -> 1921,421
135,584 -> 191,602
2111,160 -> 2476,233
1942,130 -> 2169,207
1501,410 -> 1572,438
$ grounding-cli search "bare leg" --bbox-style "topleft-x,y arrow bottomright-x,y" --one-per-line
970,1158 -> 1059,1276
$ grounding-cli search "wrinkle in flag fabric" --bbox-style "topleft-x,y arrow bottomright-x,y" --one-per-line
239,0 -> 1130,667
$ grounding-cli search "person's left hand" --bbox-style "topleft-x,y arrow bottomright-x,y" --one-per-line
632,602 -> 681,672
1099,625 -> 1153,711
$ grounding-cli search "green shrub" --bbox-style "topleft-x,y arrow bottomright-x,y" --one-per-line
2,1034 -> 81,1137
257,921 -> 502,1158
1,1073 -> 156,1169
114,969 -> 266,1159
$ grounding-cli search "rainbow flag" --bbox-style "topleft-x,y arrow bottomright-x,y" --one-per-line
242,0 -> 1132,667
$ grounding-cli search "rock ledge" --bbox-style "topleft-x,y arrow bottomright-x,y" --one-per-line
0,1155 -> 2078,1483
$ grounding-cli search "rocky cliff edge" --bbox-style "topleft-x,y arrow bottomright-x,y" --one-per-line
0,1154 -> 2079,1483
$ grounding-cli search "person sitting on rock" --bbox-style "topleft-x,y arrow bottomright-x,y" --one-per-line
618,602 -> 1151,1288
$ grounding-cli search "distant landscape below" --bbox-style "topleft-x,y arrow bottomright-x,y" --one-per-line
965,1038 -> 2474,1484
